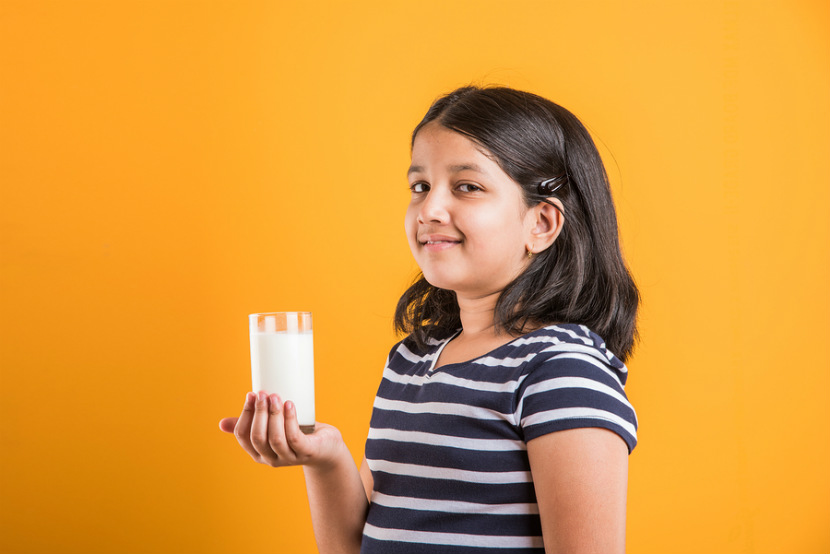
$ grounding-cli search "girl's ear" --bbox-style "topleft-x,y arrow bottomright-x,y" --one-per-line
527,200 -> 565,254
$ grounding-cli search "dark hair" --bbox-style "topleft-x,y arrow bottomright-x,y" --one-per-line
394,86 -> 640,361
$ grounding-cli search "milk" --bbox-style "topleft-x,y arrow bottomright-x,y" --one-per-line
250,331 -> 315,430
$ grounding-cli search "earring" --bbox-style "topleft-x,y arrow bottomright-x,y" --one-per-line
526,246 -> 534,259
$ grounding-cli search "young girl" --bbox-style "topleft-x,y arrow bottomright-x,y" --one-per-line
220,86 -> 640,554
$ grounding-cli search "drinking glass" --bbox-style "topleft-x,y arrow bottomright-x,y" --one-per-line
249,312 -> 315,433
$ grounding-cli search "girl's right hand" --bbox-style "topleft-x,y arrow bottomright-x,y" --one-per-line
219,391 -> 346,470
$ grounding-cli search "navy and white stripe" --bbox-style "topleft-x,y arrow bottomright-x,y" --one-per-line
361,324 -> 637,554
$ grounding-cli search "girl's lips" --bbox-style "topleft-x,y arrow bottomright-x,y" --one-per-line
421,238 -> 461,251
419,233 -> 461,243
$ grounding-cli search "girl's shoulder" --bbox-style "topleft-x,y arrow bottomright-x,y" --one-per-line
514,324 -> 637,452
392,324 -> 624,373
509,324 -> 628,381
518,324 -> 623,363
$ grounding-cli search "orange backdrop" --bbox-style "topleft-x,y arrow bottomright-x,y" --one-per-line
1,1 -> 828,553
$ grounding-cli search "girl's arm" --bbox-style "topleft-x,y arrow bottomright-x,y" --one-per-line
303,451 -> 369,554
303,454 -> 372,554
219,392 -> 370,554
527,427 -> 629,554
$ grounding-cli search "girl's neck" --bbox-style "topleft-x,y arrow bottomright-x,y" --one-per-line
455,290 -> 542,339
455,291 -> 503,339
433,291 -> 521,369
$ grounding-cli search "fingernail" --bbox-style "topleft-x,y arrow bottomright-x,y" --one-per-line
258,391 -> 267,402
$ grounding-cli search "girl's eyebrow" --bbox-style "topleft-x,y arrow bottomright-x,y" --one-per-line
407,163 -> 487,176
449,163 -> 486,174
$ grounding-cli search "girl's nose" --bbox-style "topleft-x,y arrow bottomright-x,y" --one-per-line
417,189 -> 450,224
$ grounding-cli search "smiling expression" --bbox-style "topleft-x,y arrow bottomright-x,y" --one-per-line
405,122 -> 539,299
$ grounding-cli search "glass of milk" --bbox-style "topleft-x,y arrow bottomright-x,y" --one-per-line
249,312 -> 315,433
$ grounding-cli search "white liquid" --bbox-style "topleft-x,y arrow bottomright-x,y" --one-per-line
250,332 -> 315,427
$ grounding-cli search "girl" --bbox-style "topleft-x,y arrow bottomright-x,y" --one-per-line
220,85 -> 640,554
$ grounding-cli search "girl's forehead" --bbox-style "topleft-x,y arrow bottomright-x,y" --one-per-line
410,123 -> 497,171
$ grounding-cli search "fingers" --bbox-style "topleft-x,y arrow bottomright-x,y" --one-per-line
283,401 -> 312,461
227,392 -> 310,467
251,392 -> 301,466
218,417 -> 238,433
250,391 -> 278,464
266,394 -> 289,458
233,392 -> 261,461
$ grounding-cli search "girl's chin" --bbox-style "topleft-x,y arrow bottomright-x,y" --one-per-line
420,272 -> 461,292
421,275 -> 487,296
420,270 -> 513,299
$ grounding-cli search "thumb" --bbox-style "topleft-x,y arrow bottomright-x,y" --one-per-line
218,417 -> 238,433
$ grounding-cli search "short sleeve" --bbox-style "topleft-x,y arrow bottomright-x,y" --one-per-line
516,350 -> 638,453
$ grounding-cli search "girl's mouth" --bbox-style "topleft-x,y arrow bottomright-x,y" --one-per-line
421,238 -> 461,251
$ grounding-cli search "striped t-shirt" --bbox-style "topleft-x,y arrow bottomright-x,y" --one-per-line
361,324 -> 637,554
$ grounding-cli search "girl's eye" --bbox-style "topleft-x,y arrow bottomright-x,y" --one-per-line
410,182 -> 429,193
457,183 -> 482,193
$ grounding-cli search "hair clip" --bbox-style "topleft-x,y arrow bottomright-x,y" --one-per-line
537,175 -> 568,196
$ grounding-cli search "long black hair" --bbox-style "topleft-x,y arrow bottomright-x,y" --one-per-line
394,86 -> 640,361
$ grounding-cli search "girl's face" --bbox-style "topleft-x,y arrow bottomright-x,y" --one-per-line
406,122 -> 538,299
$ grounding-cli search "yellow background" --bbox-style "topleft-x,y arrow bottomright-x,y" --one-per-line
1,1 -> 828,553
